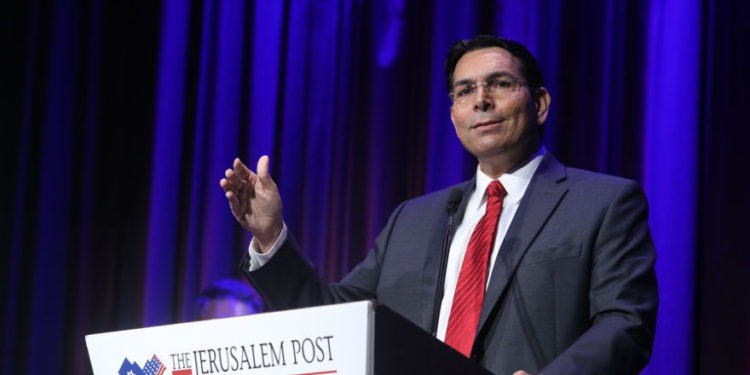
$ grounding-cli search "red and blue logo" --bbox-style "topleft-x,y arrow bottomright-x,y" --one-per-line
118,354 -> 169,375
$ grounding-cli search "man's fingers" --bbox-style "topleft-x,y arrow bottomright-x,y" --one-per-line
512,371 -> 532,375
248,174 -> 259,192
233,157 -> 253,180
219,178 -> 237,194
225,191 -> 242,218
225,168 -> 244,188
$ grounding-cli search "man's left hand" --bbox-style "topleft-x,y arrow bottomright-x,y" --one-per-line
512,371 -> 534,375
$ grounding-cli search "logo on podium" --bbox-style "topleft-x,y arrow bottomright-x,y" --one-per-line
118,354 -> 170,375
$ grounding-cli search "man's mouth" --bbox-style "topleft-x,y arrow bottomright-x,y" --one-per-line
472,119 -> 504,129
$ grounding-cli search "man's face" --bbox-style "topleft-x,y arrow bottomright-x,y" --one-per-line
449,47 -> 549,161
199,297 -> 258,319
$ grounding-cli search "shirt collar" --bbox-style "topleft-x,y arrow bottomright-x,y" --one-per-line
473,146 -> 546,210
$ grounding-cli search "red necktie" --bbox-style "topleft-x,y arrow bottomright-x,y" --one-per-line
445,180 -> 506,357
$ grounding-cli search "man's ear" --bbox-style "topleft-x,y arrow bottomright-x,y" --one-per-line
535,87 -> 551,125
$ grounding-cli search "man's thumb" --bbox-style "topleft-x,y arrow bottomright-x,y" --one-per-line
257,155 -> 272,184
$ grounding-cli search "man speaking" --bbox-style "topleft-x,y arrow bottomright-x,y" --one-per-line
219,35 -> 658,375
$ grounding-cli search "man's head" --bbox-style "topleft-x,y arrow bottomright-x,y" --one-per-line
195,278 -> 264,320
445,36 -> 551,176
445,36 -> 544,97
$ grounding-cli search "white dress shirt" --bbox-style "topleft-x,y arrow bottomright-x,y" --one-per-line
435,147 -> 545,341
247,148 -> 546,343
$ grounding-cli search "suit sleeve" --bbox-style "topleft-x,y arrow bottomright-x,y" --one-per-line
540,181 -> 658,375
240,202 -> 407,311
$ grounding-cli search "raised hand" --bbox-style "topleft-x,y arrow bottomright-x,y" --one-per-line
220,156 -> 283,253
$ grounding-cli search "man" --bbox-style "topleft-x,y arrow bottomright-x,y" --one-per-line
194,278 -> 264,320
219,35 -> 657,375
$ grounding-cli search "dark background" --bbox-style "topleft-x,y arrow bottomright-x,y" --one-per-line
2,0 -> 749,374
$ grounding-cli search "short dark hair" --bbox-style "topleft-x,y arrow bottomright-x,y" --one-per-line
445,35 -> 544,95
195,278 -> 264,316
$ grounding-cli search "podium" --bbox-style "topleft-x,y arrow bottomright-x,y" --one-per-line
86,300 -> 492,375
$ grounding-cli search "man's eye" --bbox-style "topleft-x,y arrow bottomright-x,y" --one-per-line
456,87 -> 474,97
492,79 -> 513,88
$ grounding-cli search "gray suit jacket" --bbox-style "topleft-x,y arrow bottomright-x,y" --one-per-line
242,154 -> 658,375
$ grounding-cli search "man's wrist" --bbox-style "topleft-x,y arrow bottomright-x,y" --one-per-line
255,224 -> 283,254
247,223 -> 287,271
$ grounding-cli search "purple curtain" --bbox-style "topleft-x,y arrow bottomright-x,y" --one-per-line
2,0 -> 749,374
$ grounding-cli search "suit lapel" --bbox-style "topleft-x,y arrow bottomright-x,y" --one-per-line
421,179 -> 475,330
476,154 -> 568,334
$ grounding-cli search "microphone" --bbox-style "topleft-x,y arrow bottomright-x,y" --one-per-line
431,188 -> 463,335
446,188 -> 462,215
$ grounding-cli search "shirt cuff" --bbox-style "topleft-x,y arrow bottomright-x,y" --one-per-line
247,223 -> 288,271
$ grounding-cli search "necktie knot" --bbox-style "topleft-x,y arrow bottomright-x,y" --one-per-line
487,180 -> 506,200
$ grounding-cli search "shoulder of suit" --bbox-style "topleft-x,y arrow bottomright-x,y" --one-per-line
561,166 -> 644,195
398,180 -> 472,210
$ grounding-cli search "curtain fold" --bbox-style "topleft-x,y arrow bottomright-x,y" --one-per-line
641,1 -> 701,374
2,0 -> 748,373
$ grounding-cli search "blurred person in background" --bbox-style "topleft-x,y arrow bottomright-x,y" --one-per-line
195,278 -> 264,320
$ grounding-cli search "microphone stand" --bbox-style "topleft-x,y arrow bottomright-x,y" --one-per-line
431,189 -> 462,336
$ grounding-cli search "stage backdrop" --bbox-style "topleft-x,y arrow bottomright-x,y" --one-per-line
2,0 -> 748,374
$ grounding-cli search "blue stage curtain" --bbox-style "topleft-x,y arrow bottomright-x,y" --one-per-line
2,0 -> 749,374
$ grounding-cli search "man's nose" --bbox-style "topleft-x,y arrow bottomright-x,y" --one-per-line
473,88 -> 494,111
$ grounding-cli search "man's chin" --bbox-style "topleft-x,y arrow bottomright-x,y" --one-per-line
467,141 -> 510,158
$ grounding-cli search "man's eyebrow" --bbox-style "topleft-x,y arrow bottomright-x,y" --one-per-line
484,71 -> 514,80
452,78 -> 473,88
452,71 -> 515,88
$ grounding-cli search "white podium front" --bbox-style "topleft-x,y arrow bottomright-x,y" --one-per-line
86,300 -> 491,375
